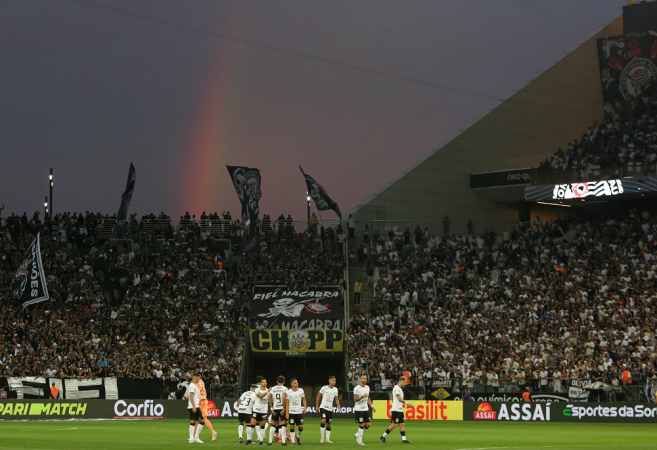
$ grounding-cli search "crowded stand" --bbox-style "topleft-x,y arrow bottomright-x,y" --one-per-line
347,213 -> 657,396
0,211 -> 344,393
3,205 -> 656,400
534,87 -> 657,177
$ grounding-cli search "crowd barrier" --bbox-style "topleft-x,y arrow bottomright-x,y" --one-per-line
2,399 -> 655,423
0,400 -> 188,420
0,399 -> 356,421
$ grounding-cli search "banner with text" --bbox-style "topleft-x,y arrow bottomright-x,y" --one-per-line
251,286 -> 343,330
5,377 -> 118,400
250,329 -> 343,353
11,233 -> 49,308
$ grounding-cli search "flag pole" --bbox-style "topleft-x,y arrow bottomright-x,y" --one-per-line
306,191 -> 311,232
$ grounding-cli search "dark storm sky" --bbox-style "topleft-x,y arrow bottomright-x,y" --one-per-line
0,0 -> 625,222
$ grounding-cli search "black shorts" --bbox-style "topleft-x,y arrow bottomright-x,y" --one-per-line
238,412 -> 251,423
252,412 -> 268,422
354,410 -> 371,424
188,408 -> 204,421
390,411 -> 405,424
271,409 -> 285,422
319,408 -> 333,423
288,414 -> 304,426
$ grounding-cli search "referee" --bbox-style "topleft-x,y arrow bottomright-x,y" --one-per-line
380,376 -> 412,444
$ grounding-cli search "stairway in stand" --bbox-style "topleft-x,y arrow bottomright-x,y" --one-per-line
347,236 -> 372,314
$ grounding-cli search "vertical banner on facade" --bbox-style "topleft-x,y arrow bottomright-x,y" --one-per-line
597,32 -> 657,109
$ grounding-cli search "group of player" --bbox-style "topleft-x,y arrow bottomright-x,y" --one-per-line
185,373 -> 412,445
236,375 -> 306,446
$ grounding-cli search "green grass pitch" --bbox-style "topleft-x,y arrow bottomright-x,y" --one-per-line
1,418 -> 656,450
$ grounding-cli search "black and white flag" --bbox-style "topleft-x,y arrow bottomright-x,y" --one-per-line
92,257 -> 133,308
299,165 -> 341,219
115,163 -> 136,230
11,233 -> 49,308
227,165 -> 262,251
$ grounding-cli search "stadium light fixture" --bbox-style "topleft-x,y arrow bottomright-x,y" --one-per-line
306,191 -> 311,231
49,168 -> 53,220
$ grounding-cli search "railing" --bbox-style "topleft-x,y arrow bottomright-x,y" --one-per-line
353,219 -> 520,239
44,218 -> 342,239
342,379 -> 651,402
531,163 -> 657,186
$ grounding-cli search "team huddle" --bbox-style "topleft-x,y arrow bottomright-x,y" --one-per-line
185,374 -> 412,445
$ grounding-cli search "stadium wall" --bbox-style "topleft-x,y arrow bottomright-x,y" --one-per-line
354,16 -> 623,232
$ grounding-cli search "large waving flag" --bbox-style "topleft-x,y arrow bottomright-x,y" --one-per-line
115,163 -> 136,230
300,165 -> 341,220
227,165 -> 262,251
92,257 -> 133,309
11,233 -> 49,308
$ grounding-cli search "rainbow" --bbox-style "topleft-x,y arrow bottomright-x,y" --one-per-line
181,34 -> 241,217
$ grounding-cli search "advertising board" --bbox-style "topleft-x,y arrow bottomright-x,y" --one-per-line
464,402 -> 657,423
371,400 -> 463,421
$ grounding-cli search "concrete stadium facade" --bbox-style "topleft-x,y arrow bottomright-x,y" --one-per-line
352,16 -> 623,236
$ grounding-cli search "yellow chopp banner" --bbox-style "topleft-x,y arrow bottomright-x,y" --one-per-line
250,329 -> 343,352
372,400 -> 463,421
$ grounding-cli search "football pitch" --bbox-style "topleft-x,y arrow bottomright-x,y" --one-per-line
1,418 -> 656,450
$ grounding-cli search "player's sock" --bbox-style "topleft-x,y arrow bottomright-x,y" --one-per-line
320,424 -> 325,439
247,426 -> 254,441
298,427 -> 303,436
239,424 -> 244,439
260,426 -> 266,441
358,428 -> 364,439
189,425 -> 195,440
382,429 -> 390,438
280,426 -> 287,440
401,431 -> 407,442
326,429 -> 331,440
194,424 -> 204,439
269,425 -> 275,444
256,425 -> 262,441
291,430 -> 296,443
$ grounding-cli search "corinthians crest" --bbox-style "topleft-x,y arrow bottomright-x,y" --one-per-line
288,330 -> 311,351
619,57 -> 657,100
598,32 -> 657,108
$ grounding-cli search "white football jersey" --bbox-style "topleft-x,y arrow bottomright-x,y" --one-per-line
286,388 -> 305,414
353,384 -> 370,411
186,383 -> 200,409
238,390 -> 256,414
318,385 -> 339,411
253,387 -> 270,414
391,385 -> 404,412
270,385 -> 287,410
